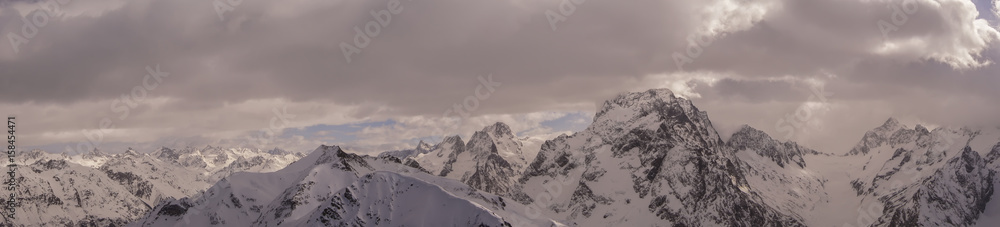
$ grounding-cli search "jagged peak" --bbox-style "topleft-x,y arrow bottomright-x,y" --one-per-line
442,135 -> 463,143
484,122 -> 514,138
733,125 -> 768,137
179,146 -> 199,153
416,140 -> 433,151
879,117 -> 903,131
312,145 -> 343,155
267,147 -> 291,156
592,88 -> 705,124
298,145 -> 348,166
729,125 -> 778,144
847,118 -> 915,156
88,148 -> 108,156
728,124 -> 811,167
437,135 -> 466,151
588,88 -> 721,148
203,144 -> 214,150
124,147 -> 140,156
611,88 -> 678,103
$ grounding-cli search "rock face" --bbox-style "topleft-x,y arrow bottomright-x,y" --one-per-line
518,89 -> 804,226
513,89 -> 1000,226
440,122 -> 528,195
413,135 -> 465,175
727,125 -> 818,168
844,120 -> 1000,226
132,145 -> 561,227
407,122 -> 529,195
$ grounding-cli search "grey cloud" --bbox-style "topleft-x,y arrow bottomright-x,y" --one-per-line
0,0 -> 997,154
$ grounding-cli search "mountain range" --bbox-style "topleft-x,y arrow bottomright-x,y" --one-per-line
4,88 -> 1000,226
0,146 -> 303,226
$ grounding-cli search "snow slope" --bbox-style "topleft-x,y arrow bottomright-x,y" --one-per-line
0,146 -> 305,226
131,145 -> 563,227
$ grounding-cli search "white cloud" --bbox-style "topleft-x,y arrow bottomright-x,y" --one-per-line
697,0 -> 781,37
995,0 -> 1000,19
873,0 -> 1000,69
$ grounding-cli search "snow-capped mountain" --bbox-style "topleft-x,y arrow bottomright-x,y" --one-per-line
511,89 -> 1000,226
727,125 -> 826,168
838,119 -> 1000,226
412,135 -> 464,176
0,151 -> 150,226
410,122 -> 529,195
0,146 -> 306,226
97,148 -> 211,206
9,88 -> 1000,227
131,145 -> 562,227
517,89 -> 803,226
376,140 -> 434,160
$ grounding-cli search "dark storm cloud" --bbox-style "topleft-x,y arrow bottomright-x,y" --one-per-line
0,0 -> 997,154
0,0 -> 699,113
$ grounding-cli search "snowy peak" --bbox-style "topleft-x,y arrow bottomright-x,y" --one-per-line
152,147 -> 182,161
431,122 -> 527,195
295,145 -> 370,173
18,149 -> 66,164
133,144 -> 558,227
848,118 -> 908,155
416,140 -> 433,152
304,145 -> 346,165
590,88 -> 723,149
470,122 -> 523,158
729,125 -> 771,141
727,125 -> 814,168
412,135 -> 465,175
123,147 -> 141,157
84,148 -> 109,158
871,146 -> 994,226
841,119 -> 1000,226
595,88 -> 680,117
519,88 -> 805,226
485,122 -> 515,138
881,117 -> 903,132
376,140 -> 436,160
4,145 -> 306,227
266,147 -> 292,156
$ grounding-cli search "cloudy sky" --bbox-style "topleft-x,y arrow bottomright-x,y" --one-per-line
1,0 -> 999,155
